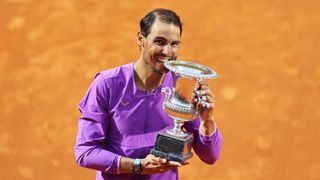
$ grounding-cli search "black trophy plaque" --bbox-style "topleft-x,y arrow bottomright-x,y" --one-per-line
150,130 -> 193,163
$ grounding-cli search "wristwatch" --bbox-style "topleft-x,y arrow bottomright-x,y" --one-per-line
132,158 -> 142,174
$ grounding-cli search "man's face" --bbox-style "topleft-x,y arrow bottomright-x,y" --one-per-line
139,19 -> 181,74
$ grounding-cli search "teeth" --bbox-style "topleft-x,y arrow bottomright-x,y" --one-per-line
156,56 -> 174,63
157,58 -> 169,63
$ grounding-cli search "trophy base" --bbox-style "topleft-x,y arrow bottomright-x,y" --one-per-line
150,130 -> 193,163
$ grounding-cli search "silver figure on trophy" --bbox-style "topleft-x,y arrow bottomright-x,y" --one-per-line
151,60 -> 217,163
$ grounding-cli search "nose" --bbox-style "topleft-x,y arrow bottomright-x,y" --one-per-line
162,45 -> 174,56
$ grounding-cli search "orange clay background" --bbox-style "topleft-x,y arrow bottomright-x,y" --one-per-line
1,0 -> 320,180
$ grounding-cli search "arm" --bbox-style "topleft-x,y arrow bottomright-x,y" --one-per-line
76,115 -> 181,175
74,74 -> 120,173
119,155 -> 183,174
74,74 -> 183,174
184,118 -> 222,164
184,83 -> 223,164
75,116 -> 120,173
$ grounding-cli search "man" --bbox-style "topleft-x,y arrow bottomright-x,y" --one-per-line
75,8 -> 222,180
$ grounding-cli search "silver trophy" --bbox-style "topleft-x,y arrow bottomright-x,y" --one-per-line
151,60 -> 217,163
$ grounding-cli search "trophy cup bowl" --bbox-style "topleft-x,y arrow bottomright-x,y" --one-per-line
151,60 -> 217,163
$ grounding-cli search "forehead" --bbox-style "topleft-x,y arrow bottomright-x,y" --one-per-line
148,19 -> 181,40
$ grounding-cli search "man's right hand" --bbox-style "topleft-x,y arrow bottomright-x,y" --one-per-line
141,154 -> 189,174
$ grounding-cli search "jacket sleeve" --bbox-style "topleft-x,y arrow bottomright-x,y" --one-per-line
74,73 -> 120,174
184,118 -> 223,164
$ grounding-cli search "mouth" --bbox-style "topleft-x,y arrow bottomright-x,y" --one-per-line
156,55 -> 175,64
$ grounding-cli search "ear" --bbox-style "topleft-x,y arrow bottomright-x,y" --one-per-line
137,32 -> 144,48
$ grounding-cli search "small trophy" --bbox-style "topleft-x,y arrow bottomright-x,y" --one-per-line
150,60 -> 217,163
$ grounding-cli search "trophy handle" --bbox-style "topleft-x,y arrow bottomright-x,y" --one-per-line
161,87 -> 172,101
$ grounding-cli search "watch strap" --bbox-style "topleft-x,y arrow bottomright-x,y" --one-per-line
132,158 -> 142,174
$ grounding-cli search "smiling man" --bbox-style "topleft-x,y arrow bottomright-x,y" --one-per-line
74,8 -> 223,180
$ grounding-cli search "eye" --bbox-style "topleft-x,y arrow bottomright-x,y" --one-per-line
172,42 -> 179,46
171,42 -> 180,48
154,39 -> 166,46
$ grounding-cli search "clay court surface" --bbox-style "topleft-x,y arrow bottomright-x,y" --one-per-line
0,0 -> 319,179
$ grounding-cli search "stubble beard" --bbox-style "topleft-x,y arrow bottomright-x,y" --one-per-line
143,54 -> 168,75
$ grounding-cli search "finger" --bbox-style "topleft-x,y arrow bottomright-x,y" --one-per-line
195,97 -> 212,110
193,89 -> 215,100
152,156 -> 160,162
200,95 -> 208,102
196,83 -> 214,94
159,158 -> 167,164
202,97 -> 215,107
146,154 -> 156,158
198,94 -> 215,105
194,97 -> 214,107
195,90 -> 214,100
197,82 -> 210,91
166,161 -> 182,167
196,89 -> 214,96
199,100 -> 208,108
182,160 -> 191,165
192,98 -> 198,103
154,157 -> 168,164
199,83 -> 209,90
151,157 -> 163,165
202,102 -> 211,109
192,90 -> 198,98
199,95 -> 215,104
196,101 -> 202,110
195,89 -> 206,96
199,99 -> 215,109
192,99 -> 198,109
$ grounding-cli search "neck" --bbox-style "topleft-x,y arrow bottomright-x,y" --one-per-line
133,58 -> 166,92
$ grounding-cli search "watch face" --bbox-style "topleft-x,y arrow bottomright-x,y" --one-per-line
132,159 -> 141,174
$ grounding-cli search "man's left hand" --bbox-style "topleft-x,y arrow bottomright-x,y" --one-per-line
192,82 -> 216,135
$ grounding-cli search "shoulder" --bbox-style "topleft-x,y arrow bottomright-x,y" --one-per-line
95,63 -> 133,84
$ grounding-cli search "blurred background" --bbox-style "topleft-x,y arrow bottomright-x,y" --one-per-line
1,0 -> 320,179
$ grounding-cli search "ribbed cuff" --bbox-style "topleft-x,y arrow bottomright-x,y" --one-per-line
199,122 -> 218,141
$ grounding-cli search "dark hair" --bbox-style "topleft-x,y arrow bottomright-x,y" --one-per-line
140,8 -> 183,37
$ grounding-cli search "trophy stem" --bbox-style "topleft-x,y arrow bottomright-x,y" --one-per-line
167,119 -> 187,137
